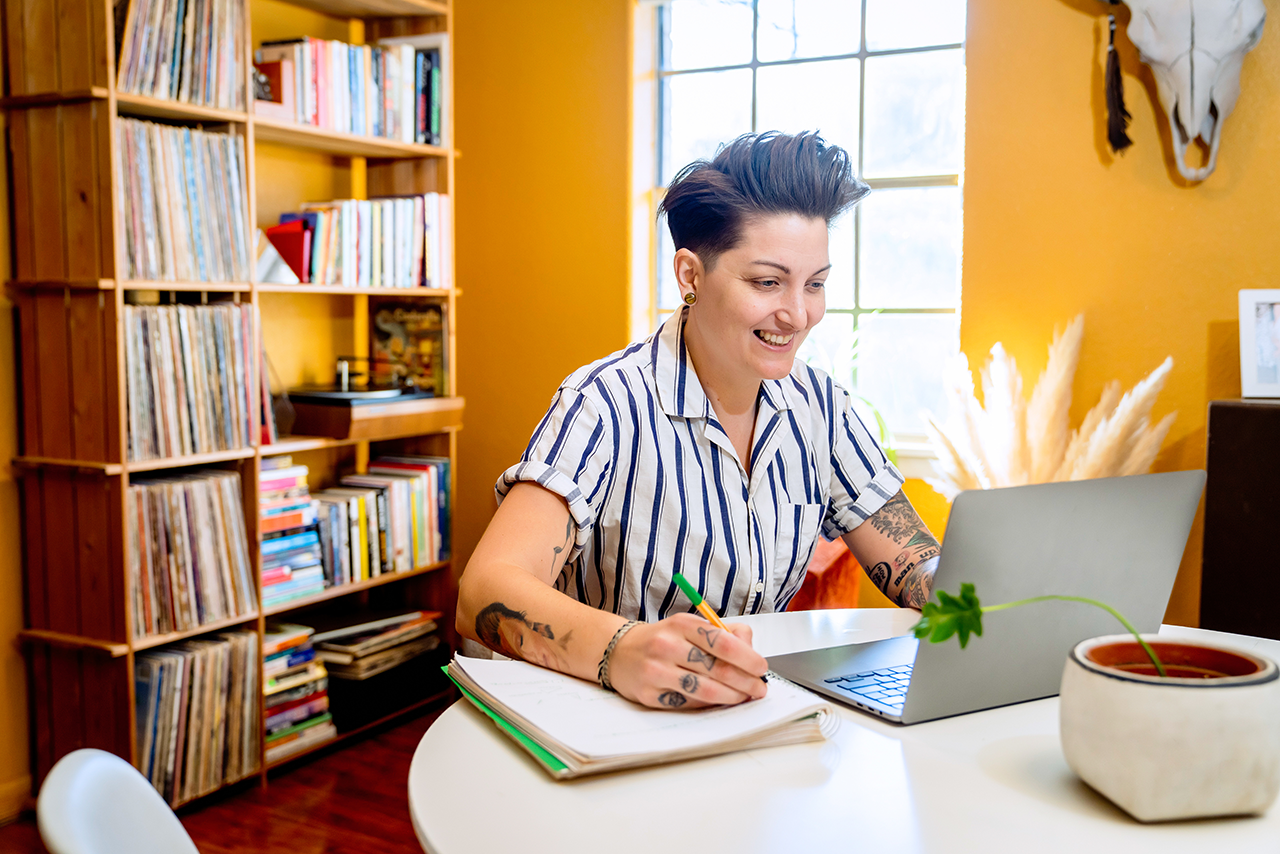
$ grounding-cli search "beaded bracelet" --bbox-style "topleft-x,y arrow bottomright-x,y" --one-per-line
597,620 -> 639,692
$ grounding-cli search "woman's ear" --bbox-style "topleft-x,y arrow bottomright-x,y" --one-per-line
674,248 -> 703,303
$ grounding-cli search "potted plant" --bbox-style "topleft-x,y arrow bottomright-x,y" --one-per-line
914,584 -> 1280,822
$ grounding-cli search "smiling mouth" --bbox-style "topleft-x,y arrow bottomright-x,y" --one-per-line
755,330 -> 795,347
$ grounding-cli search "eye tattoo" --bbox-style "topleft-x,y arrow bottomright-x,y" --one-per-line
680,673 -> 699,694
658,692 -> 688,708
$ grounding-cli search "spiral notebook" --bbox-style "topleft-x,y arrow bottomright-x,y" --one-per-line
445,655 -> 839,780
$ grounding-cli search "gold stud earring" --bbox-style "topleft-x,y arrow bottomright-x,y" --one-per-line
683,292 -> 697,306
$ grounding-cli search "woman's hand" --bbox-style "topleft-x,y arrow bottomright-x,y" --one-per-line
607,614 -> 770,709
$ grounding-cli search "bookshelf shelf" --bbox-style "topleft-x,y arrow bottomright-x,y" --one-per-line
122,280 -> 253,293
255,284 -> 454,298
252,114 -> 450,159
273,0 -> 448,20
5,0 -> 460,805
115,92 -> 249,125
126,447 -> 258,473
132,613 -> 265,652
264,686 -> 454,771
262,560 -> 450,617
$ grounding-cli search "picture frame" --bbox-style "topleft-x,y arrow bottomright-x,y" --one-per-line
1238,289 -> 1280,398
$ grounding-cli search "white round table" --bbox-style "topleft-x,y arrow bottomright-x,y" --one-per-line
407,609 -> 1280,853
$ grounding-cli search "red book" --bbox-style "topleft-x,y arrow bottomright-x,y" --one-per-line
265,220 -> 309,283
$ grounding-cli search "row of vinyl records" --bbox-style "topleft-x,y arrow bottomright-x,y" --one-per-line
124,303 -> 259,462
263,193 -> 451,289
117,118 -> 252,283
126,457 -> 453,638
259,456 -> 452,610
134,631 -> 259,806
114,0 -> 246,110
255,35 -> 447,145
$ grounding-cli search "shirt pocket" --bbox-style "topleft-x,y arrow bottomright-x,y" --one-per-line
774,502 -> 825,584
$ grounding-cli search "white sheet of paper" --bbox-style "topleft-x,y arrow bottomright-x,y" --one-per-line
454,656 -> 831,758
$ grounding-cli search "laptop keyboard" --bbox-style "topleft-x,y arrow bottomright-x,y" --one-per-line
823,664 -> 913,711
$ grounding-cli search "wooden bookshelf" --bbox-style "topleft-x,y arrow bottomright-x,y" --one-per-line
3,0 -> 461,805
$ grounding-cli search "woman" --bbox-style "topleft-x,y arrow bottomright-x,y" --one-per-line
457,131 -> 941,710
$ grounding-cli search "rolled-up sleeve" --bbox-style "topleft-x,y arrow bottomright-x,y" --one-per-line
496,387 -> 613,564
821,386 -> 906,539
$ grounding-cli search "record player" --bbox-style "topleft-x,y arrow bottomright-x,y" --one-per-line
288,357 -> 461,441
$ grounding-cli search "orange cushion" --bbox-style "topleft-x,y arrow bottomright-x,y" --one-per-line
786,537 -> 863,611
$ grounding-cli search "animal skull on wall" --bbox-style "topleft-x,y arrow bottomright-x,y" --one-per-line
1117,0 -> 1265,182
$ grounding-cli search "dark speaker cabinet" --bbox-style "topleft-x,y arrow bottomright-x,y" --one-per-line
1201,400 -> 1280,639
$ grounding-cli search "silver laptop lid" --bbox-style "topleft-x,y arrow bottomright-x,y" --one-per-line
900,470 -> 1205,724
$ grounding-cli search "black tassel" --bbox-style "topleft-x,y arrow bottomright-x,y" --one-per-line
1105,15 -> 1133,153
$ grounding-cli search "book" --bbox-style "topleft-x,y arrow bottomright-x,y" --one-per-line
324,634 -> 440,681
314,615 -> 438,661
369,302 -> 446,396
445,656 -> 838,780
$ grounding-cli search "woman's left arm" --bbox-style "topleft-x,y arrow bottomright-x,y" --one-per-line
840,489 -> 941,610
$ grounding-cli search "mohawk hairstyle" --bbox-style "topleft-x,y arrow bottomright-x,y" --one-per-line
658,131 -> 868,269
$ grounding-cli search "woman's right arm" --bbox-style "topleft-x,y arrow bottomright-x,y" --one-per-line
456,482 -> 768,709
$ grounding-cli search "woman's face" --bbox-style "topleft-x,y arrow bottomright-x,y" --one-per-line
679,213 -> 830,386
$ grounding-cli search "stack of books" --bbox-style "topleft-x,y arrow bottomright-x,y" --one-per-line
260,459 -> 325,609
126,470 -> 256,638
134,631 -> 260,804
263,192 -> 450,288
123,302 -> 256,461
263,624 -> 336,763
115,0 -> 246,111
253,35 -> 446,145
314,611 -> 440,681
116,118 -> 251,282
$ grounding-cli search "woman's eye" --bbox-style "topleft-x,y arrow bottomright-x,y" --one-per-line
808,280 -> 826,289
757,279 -> 780,288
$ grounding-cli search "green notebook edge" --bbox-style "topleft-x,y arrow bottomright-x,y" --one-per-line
442,664 -> 570,775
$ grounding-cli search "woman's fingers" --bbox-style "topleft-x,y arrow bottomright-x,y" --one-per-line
608,615 -> 768,709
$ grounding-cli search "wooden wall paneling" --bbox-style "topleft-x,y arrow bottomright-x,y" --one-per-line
46,648 -> 87,782
27,107 -> 69,280
41,471 -> 81,635
55,0 -> 95,92
72,475 -> 118,640
32,293 -> 74,459
15,0 -> 57,95
26,645 -> 54,783
15,293 -> 40,453
62,104 -> 108,280
8,113 -> 35,280
21,472 -> 49,630
79,653 -> 127,762
67,292 -> 112,460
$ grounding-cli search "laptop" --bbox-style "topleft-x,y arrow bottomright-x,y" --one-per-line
769,471 -> 1206,724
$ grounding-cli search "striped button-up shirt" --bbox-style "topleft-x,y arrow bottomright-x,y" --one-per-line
497,308 -> 905,621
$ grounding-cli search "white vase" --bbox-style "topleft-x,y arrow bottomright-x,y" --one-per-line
1059,633 -> 1280,822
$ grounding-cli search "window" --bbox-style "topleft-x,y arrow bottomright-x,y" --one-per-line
639,0 -> 965,449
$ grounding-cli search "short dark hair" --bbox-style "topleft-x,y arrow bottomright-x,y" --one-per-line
474,602 -> 528,651
658,131 -> 868,269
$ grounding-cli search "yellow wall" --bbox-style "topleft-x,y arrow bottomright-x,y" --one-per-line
963,0 -> 1280,626
452,0 -> 632,573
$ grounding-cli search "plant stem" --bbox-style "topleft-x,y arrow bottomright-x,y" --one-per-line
983,595 -> 1168,677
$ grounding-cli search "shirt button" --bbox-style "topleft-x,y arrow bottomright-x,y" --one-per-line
754,582 -> 765,593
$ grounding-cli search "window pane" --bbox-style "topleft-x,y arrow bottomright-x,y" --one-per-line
860,186 -> 961,309
755,58 -> 860,155
862,49 -> 965,178
798,311 -> 855,394
855,312 -> 956,435
662,68 -> 753,184
824,209 -> 856,310
664,0 -> 754,70
657,223 -> 680,311
757,0 -> 861,62
865,0 -> 966,51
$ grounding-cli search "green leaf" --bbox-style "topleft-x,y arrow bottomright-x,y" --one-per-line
910,582 -> 984,649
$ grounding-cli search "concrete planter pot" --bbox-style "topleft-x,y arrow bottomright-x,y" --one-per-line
1059,634 -> 1280,822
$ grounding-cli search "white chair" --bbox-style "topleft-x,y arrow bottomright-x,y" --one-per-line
37,748 -> 199,854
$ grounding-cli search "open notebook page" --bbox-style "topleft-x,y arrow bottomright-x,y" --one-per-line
452,656 -> 836,759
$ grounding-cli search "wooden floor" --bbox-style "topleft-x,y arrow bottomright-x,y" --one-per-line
0,706 -> 445,854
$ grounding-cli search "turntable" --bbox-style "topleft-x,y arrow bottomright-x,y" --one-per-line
288,357 -> 462,441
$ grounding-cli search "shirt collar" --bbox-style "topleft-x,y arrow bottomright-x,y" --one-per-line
652,307 -> 793,419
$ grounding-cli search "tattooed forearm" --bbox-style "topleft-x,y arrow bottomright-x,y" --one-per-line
474,602 -> 573,670
658,691 -> 688,708
906,528 -> 940,552
898,556 -> 939,610
868,561 -> 891,593
680,673 -> 699,694
688,646 -> 716,670
867,492 -> 919,544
